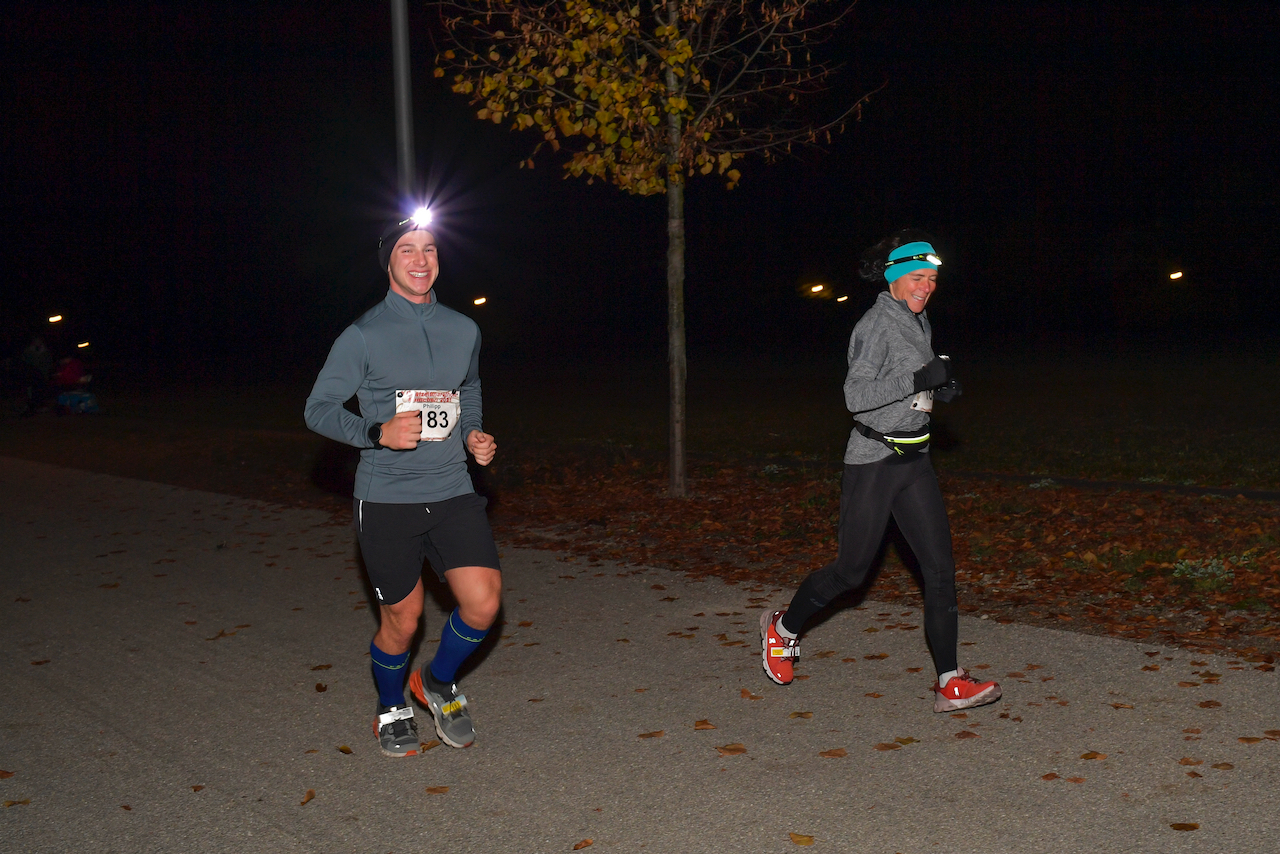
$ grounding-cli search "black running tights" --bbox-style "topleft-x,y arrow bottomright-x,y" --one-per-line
781,454 -> 959,675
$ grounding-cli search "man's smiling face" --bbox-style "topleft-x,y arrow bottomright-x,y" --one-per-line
387,229 -> 438,303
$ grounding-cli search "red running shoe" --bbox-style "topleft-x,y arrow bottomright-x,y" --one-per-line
761,610 -> 800,685
933,667 -> 1002,712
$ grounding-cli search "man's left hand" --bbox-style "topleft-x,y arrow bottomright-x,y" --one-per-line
466,430 -> 497,466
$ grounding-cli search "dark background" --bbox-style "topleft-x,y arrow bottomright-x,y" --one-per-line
3,1 -> 1278,384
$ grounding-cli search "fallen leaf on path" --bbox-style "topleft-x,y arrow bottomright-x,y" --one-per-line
191,785 -> 204,792
314,683 -> 327,692
740,689 -> 762,700
1198,701 -> 1221,708
819,748 -> 847,758
336,745 -> 352,754
310,664 -> 331,671
1170,823 -> 1199,831
1141,664 -> 1159,672
421,740 -> 441,751
789,711 -> 813,719
1177,682 -> 1199,688
121,805 -> 131,811
874,743 -> 901,751
1041,773 -> 1060,781
895,737 -> 920,745
694,719 -> 717,730
716,743 -> 747,756
1080,752 -> 1107,760
573,840 -> 594,851
206,629 -> 235,641
812,650 -> 836,658
1109,703 -> 1134,709
30,660 -> 49,666
865,653 -> 889,660
789,833 -> 815,846
955,731 -> 980,739
0,771 -> 13,779
638,731 -> 664,739
1266,730 -> 1280,738
1179,758 -> 1202,766
518,621 -> 533,627
616,638 -> 629,643
235,624 -> 251,629
425,786 -> 449,794
300,789 -> 315,806
4,800 -> 31,807
1238,737 -> 1263,744
1066,777 -> 1085,784
1211,763 -> 1233,770
1186,771 -> 1202,778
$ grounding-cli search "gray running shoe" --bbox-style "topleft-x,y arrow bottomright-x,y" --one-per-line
373,704 -> 419,757
410,669 -> 475,748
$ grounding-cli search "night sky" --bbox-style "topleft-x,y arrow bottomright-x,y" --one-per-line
3,2 -> 1277,382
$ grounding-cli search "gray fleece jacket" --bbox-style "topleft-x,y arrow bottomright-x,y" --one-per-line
842,291 -> 936,465
304,289 -> 483,503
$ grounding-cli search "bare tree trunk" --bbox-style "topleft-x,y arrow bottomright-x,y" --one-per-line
663,9 -> 687,498
666,165 -> 687,498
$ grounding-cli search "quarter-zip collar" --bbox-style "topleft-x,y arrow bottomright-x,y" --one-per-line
384,286 -> 438,320
384,288 -> 438,383
879,289 -> 928,330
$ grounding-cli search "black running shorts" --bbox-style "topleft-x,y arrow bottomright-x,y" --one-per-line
354,493 -> 502,606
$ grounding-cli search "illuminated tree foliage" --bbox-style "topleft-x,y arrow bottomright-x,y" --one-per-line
432,0 -> 871,496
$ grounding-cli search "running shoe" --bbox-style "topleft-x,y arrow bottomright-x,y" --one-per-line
409,668 -> 475,748
760,609 -> 800,685
373,703 -> 419,757
933,667 -> 1002,712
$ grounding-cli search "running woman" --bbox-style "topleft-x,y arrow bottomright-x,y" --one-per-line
305,210 -> 502,756
761,229 -> 1001,713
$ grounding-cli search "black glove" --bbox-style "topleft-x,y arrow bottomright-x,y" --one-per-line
912,356 -> 953,393
933,378 -> 963,403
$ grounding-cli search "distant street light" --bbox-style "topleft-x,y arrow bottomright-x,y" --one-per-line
77,341 -> 90,349
473,297 -> 487,306
1170,271 -> 1184,280
49,315 -> 63,323
810,284 -> 824,293
836,295 -> 849,302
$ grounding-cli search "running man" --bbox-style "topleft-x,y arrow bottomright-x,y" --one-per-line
305,210 -> 502,756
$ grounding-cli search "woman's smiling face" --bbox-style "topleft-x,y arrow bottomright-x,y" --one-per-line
889,268 -> 937,314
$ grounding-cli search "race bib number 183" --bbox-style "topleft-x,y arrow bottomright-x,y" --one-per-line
395,390 -> 461,441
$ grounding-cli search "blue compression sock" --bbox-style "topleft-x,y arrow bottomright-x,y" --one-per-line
370,641 -> 411,708
429,609 -> 489,684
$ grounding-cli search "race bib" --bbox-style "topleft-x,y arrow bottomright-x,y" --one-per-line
910,390 -> 934,413
396,389 -> 460,441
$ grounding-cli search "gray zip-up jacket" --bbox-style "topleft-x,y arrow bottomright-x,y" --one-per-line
842,291 -> 936,465
304,289 -> 483,503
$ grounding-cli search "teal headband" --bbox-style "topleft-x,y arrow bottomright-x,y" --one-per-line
884,241 -> 942,283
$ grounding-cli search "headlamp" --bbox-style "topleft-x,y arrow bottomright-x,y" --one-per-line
885,252 -> 942,268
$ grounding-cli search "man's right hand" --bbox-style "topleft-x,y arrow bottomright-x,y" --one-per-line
378,410 -> 423,450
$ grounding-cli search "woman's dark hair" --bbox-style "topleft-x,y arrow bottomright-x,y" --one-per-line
858,228 -> 938,283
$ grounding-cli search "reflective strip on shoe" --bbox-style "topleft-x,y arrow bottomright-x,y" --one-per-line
377,705 -> 415,726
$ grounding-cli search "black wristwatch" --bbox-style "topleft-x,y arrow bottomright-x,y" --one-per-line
368,423 -> 382,448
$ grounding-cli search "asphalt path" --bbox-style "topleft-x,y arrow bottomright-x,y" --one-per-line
1,457 -> 1276,853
